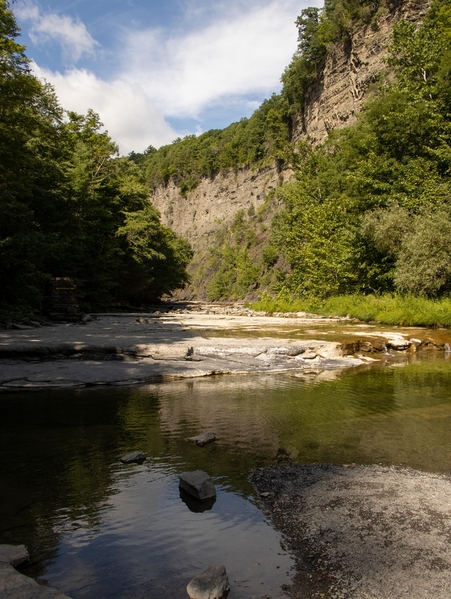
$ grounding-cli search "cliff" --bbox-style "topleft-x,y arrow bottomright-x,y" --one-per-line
150,0 -> 430,300
151,164 -> 292,252
294,0 -> 430,144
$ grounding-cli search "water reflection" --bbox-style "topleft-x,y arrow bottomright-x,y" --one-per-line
1,354 -> 451,598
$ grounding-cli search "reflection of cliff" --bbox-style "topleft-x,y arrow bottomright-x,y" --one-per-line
155,376 -> 282,457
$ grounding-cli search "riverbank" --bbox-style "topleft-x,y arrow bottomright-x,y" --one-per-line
1,308 -> 450,391
251,293 -> 451,328
251,464 -> 451,599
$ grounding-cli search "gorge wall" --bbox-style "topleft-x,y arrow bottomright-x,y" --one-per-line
151,164 -> 292,252
151,0 -> 430,257
295,0 -> 430,144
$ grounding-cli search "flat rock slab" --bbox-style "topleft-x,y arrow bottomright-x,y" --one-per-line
187,432 -> 216,447
187,565 -> 230,599
0,563 -> 73,598
0,544 -> 29,567
251,464 -> 451,599
179,471 -> 217,501
0,314 -> 372,391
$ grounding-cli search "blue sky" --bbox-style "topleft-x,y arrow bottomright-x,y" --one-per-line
13,0 -> 322,154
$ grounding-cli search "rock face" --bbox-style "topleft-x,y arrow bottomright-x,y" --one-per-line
293,0 -> 431,145
179,471 -> 217,501
186,565 -> 230,599
151,164 -> 292,253
150,1 -> 429,259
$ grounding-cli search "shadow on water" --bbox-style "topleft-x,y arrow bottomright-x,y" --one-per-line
1,352 -> 451,597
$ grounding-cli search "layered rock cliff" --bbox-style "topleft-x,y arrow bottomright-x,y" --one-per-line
151,164 -> 292,252
295,0 -> 430,144
151,0 -> 429,260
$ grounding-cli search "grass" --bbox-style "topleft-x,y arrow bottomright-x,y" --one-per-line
250,292 -> 451,327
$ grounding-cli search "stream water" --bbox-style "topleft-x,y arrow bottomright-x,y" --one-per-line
1,352 -> 451,598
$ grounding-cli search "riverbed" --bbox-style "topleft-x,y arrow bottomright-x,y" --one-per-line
1,310 -> 451,598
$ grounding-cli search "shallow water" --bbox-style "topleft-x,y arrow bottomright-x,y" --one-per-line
1,353 -> 451,598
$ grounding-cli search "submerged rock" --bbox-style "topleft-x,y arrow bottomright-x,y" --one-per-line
186,565 -> 230,599
179,471 -> 216,501
180,488 -> 216,513
186,432 -> 216,447
120,451 -> 146,464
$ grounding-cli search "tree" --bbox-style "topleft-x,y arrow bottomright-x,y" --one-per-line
0,1 -> 192,311
0,0 -> 70,308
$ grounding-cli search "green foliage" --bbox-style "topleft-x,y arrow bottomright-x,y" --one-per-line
0,1 -> 192,311
188,201 -> 284,301
0,0 -> 71,306
117,205 -> 192,302
251,292 -> 451,328
205,211 -> 260,300
394,209 -> 451,296
272,176 -> 360,297
143,94 -> 292,194
272,0 -> 451,300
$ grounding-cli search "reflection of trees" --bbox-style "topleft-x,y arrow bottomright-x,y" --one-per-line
275,356 -> 451,471
0,387 -> 132,577
2,358 -> 451,581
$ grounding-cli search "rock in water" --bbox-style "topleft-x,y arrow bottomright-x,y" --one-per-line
186,565 -> 230,599
186,432 -> 216,447
120,451 -> 146,464
179,471 -> 216,501
0,544 -> 29,567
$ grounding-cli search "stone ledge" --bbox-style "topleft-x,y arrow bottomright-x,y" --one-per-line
0,545 -> 72,599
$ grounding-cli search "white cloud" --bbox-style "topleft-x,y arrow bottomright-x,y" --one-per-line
23,0 -> 322,153
16,2 -> 99,64
118,0 -> 320,119
33,64 -> 179,154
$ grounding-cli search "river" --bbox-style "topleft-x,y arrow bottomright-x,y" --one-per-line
1,351 -> 451,598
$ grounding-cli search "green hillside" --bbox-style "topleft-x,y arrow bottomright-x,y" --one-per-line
144,0 -> 451,308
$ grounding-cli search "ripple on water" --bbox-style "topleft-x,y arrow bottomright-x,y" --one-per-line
3,357 -> 451,597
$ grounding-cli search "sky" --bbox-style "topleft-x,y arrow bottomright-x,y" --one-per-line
13,0 -> 322,155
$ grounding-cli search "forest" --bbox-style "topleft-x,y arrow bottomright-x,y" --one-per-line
2,0 -> 451,316
0,0 -> 192,312
163,0 -> 451,310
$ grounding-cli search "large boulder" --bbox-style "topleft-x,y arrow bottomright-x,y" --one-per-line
0,544 -> 73,598
179,471 -> 216,501
186,565 -> 230,599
